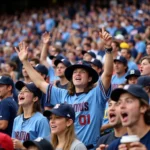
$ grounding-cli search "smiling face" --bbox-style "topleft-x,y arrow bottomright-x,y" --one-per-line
50,114 -> 73,135
108,100 -> 122,127
118,93 -> 146,128
72,68 -> 92,89
18,86 -> 35,106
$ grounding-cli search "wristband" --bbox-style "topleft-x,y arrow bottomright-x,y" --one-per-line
105,47 -> 112,53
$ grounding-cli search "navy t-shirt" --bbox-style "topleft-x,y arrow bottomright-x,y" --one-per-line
108,131 -> 150,150
96,131 -> 118,147
0,97 -> 18,136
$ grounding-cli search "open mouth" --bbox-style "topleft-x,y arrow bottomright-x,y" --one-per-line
121,112 -> 128,122
109,113 -> 116,122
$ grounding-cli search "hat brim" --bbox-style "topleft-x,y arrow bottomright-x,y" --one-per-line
125,74 -> 140,79
49,55 -> 55,60
15,81 -> 26,91
65,64 -> 99,84
23,140 -> 43,150
54,59 -> 62,66
15,81 -> 32,93
43,109 -> 65,118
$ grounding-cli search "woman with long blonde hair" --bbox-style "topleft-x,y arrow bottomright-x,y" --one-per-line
44,103 -> 87,150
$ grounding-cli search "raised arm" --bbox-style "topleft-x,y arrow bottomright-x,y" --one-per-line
15,42 -> 48,93
40,32 -> 51,68
100,28 -> 113,92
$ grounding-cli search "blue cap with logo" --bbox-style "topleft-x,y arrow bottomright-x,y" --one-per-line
137,76 -> 150,87
23,138 -> 53,150
0,76 -> 14,88
54,58 -> 71,67
111,84 -> 149,104
15,81 -> 42,100
90,58 -> 103,69
34,64 -> 48,76
82,50 -> 96,58
43,103 -> 75,122
125,69 -> 140,79
114,56 -> 127,65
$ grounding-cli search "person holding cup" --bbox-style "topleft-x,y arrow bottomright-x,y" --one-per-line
107,84 -> 150,150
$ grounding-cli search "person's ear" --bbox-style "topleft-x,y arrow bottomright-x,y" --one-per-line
88,77 -> 92,82
66,119 -> 73,127
33,96 -> 38,102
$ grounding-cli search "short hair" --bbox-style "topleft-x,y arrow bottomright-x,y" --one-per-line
140,56 -> 150,64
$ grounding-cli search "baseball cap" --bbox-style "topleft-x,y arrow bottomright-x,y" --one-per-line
65,60 -> 99,84
54,58 -> 71,67
0,133 -> 14,150
0,76 -> 14,87
120,42 -> 130,49
82,50 -> 96,58
114,56 -> 127,65
15,81 -> 42,99
137,76 -> 150,87
49,54 -> 64,60
90,58 -> 103,68
34,64 -> 48,76
23,138 -> 53,150
125,69 -> 141,79
44,103 -> 75,122
111,84 -> 149,104
114,34 -> 125,41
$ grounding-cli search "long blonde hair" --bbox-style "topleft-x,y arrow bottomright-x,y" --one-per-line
51,120 -> 75,150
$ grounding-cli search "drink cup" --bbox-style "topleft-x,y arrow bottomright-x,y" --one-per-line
120,135 -> 140,149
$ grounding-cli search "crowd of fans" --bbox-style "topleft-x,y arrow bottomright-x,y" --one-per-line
0,0 -> 150,150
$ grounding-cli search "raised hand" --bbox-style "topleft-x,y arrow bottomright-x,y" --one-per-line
15,41 -> 28,62
42,32 -> 51,44
99,27 -> 112,49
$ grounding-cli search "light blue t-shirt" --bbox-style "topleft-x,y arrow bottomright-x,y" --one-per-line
128,60 -> 138,70
46,79 -> 111,147
111,74 -> 126,89
48,67 -> 59,83
12,112 -> 50,142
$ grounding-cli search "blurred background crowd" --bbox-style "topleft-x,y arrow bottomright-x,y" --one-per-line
0,0 -> 150,81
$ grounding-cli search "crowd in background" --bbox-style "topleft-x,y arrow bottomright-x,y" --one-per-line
0,0 -> 150,150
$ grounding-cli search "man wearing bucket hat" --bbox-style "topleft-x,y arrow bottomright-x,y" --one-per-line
107,84 -> 150,150
15,28 -> 114,149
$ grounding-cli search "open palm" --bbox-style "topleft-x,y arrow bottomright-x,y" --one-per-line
15,42 -> 28,62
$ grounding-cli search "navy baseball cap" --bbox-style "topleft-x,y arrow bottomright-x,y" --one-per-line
65,60 -> 99,84
114,56 -> 127,65
82,50 -> 96,58
43,103 -> 75,122
23,138 -> 53,150
15,81 -> 42,100
54,58 -> 71,67
137,76 -> 150,87
49,54 -> 64,60
0,76 -> 14,88
34,64 -> 48,76
125,69 -> 140,79
111,84 -> 149,104
90,58 -> 103,68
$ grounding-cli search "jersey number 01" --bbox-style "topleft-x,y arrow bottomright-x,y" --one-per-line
79,114 -> 90,125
